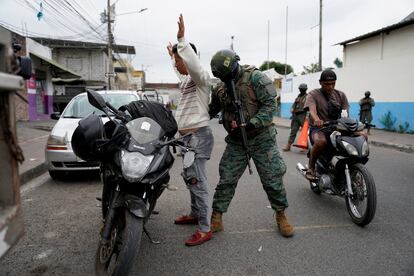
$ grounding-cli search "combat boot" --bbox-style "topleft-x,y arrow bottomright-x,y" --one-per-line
211,210 -> 223,233
282,143 -> 292,152
276,210 -> 294,237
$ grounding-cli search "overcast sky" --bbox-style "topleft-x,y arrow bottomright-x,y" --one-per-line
1,0 -> 413,82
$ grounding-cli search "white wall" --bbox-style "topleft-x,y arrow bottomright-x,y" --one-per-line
283,24 -> 414,104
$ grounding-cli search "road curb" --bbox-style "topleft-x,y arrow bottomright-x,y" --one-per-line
369,140 -> 414,154
20,162 -> 48,185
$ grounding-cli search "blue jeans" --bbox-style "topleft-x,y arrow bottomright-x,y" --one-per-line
181,126 -> 214,232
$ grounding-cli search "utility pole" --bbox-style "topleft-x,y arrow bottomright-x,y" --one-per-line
284,6 -> 288,77
230,35 -> 234,51
318,0 -> 322,71
106,0 -> 114,89
267,20 -> 270,70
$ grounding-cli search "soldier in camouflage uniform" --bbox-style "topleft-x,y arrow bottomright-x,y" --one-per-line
209,49 -> 294,238
359,91 -> 375,134
283,83 -> 308,151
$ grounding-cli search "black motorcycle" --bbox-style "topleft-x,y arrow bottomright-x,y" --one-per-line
296,117 -> 377,226
72,90 -> 194,276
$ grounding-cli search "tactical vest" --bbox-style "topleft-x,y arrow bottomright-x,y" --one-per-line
292,93 -> 307,113
217,65 -> 261,137
360,98 -> 373,112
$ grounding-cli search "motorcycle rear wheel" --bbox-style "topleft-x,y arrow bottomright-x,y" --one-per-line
95,209 -> 143,276
345,163 -> 377,226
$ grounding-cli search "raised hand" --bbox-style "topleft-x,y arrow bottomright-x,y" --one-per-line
177,14 -> 185,39
167,42 -> 173,57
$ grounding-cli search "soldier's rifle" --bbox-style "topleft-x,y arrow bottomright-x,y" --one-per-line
225,80 -> 253,175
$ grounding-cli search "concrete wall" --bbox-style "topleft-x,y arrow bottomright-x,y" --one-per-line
11,32 -> 29,121
53,48 -> 107,82
281,24 -> 414,131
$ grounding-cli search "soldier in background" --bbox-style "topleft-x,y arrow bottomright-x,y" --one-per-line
283,83 -> 308,151
359,91 -> 375,134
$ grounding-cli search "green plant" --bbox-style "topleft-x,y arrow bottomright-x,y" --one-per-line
333,57 -> 343,68
379,111 -> 397,131
397,122 -> 410,133
259,61 -> 294,75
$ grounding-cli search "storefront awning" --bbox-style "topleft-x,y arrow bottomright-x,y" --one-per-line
29,52 -> 82,79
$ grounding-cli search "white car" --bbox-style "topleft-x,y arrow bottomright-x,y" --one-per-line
45,90 -> 141,179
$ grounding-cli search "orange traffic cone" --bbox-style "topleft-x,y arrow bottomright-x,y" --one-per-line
293,118 -> 309,149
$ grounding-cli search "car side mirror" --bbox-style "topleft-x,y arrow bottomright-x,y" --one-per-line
50,112 -> 60,120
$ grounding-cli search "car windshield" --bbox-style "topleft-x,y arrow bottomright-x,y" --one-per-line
62,93 -> 137,118
144,94 -> 157,101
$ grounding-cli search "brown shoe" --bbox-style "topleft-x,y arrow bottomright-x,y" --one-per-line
282,143 -> 291,152
185,230 -> 213,246
276,210 -> 294,237
211,210 -> 224,233
174,215 -> 198,225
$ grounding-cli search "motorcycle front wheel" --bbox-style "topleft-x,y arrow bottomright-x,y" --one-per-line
345,163 -> 377,226
95,209 -> 143,276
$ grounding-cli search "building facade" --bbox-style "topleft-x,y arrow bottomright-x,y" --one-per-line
281,14 -> 414,131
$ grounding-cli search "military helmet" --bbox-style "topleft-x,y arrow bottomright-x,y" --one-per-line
210,49 -> 240,81
365,91 -> 371,97
298,83 -> 308,90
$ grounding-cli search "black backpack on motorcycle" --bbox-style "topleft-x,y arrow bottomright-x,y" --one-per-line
119,100 -> 178,138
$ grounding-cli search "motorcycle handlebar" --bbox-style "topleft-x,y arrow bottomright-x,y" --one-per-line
105,102 -> 131,123
320,120 -> 375,130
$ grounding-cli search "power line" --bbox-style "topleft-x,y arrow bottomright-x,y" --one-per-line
15,0 -> 105,41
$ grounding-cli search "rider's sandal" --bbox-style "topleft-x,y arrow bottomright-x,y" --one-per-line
305,170 -> 318,181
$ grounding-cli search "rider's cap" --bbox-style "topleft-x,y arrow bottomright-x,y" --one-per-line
319,69 -> 337,81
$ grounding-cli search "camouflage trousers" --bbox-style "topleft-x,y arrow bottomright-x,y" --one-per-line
360,111 -> 373,124
288,112 -> 306,144
212,125 -> 289,213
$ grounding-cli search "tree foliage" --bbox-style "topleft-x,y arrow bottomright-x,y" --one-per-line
301,63 -> 320,75
259,61 -> 293,75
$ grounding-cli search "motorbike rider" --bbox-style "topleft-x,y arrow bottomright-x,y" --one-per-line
208,49 -> 294,238
283,83 -> 308,151
166,14 -> 214,246
304,69 -> 349,181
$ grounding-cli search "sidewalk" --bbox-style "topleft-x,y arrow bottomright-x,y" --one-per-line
16,119 -> 56,184
14,117 -> 414,186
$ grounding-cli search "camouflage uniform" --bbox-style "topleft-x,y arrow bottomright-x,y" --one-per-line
287,93 -> 307,145
209,65 -> 289,213
359,96 -> 375,124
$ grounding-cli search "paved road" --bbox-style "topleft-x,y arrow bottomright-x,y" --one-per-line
1,119 -> 413,275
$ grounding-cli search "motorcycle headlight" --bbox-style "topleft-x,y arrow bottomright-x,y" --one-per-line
120,150 -> 154,183
342,141 -> 358,156
361,140 -> 369,156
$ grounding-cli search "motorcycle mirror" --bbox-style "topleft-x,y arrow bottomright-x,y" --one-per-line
183,151 -> 195,169
87,90 -> 107,110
